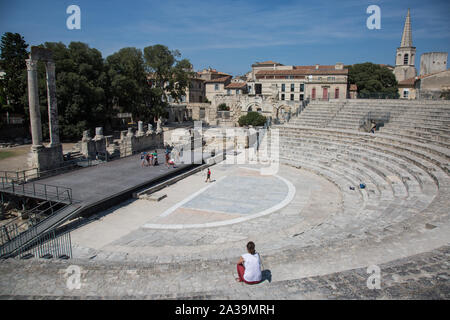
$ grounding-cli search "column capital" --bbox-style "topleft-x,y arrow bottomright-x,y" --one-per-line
45,60 -> 56,72
25,59 -> 38,71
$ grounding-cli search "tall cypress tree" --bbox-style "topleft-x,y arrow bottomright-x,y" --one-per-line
0,32 -> 29,117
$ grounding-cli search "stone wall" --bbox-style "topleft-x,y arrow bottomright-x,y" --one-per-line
186,103 -> 214,124
118,130 -> 163,157
420,52 -> 448,76
79,126 -> 164,159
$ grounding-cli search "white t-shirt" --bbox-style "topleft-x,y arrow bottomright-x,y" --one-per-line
242,253 -> 262,282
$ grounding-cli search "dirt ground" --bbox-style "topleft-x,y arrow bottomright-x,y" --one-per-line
0,143 -> 76,172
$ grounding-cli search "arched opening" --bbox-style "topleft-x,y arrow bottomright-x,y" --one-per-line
404,53 -> 409,65
312,87 -> 316,100
335,88 -> 339,99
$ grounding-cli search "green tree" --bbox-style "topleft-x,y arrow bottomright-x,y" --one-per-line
38,41 -> 108,140
143,44 -> 194,120
347,63 -> 399,99
238,112 -> 266,127
218,103 -> 230,111
0,32 -> 29,117
105,47 -> 149,121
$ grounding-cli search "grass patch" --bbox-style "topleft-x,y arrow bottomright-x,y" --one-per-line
0,151 -> 17,160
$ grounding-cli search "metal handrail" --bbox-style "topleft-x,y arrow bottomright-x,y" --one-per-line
359,111 -> 391,127
15,229 -> 72,260
0,178 -> 72,203
0,200 -> 64,247
1,228 -> 72,260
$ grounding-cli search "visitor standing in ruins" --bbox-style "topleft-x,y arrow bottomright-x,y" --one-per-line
153,150 -> 159,165
141,152 -> 147,167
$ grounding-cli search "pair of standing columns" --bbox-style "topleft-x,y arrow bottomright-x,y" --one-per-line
26,58 -> 60,148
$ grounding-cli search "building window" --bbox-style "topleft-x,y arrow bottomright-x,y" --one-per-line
236,89 -> 240,94
300,84 -> 304,92
227,89 -> 231,95
255,83 -> 262,94
403,89 -> 409,98
328,77 -> 335,81
290,94 -> 294,101
291,84 -> 295,92
312,88 -> 316,100
318,77 -> 322,81
404,54 -> 409,65
300,94 -> 304,101
215,84 -> 219,91
281,94 -> 285,100
281,84 -> 285,92
335,88 -> 339,99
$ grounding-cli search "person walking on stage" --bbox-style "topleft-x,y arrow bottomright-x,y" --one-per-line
205,168 -> 211,183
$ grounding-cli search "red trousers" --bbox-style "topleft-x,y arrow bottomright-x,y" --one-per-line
237,264 -> 261,285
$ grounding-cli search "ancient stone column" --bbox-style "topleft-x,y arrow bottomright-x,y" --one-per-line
137,121 -> 144,136
82,130 -> 91,142
26,59 -> 43,147
127,127 -> 134,137
156,118 -> 162,134
45,61 -> 60,147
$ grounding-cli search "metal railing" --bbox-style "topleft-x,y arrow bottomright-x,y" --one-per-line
1,168 -> 39,184
0,201 -> 62,247
295,98 -> 310,117
359,111 -> 391,128
0,201 -> 78,258
357,92 -> 399,99
3,228 -> 72,260
0,177 -> 72,203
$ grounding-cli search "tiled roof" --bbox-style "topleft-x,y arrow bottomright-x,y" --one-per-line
416,70 -> 449,80
398,77 -> 416,86
225,82 -> 247,89
349,84 -> 358,90
204,76 -> 231,83
256,68 -> 348,76
293,65 -> 336,70
254,60 -> 282,65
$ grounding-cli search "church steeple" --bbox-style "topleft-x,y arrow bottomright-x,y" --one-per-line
400,8 -> 412,47
394,8 -> 417,82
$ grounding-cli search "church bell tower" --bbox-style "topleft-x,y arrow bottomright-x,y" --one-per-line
394,9 -> 417,82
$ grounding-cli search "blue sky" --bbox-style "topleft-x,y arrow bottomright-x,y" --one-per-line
1,0 -> 449,76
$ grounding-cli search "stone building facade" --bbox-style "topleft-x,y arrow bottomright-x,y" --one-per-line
247,61 -> 348,101
186,77 -> 205,103
204,76 -> 232,102
420,52 -> 448,76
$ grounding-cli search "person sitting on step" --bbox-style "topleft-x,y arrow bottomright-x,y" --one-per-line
370,121 -> 377,134
236,241 -> 262,284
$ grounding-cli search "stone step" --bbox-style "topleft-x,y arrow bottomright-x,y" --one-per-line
278,131 -> 448,185
279,126 -> 450,162
279,140 -> 432,195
